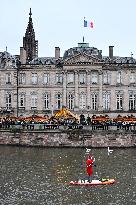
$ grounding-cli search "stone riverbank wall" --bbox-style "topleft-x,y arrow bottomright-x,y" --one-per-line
0,129 -> 136,147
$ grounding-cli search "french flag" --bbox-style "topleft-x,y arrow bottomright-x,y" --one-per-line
84,17 -> 94,28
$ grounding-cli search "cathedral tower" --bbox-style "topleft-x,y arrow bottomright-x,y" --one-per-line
23,8 -> 38,62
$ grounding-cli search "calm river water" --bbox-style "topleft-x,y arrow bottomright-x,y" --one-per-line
0,146 -> 135,205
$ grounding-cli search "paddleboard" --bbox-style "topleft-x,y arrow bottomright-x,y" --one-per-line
68,179 -> 115,186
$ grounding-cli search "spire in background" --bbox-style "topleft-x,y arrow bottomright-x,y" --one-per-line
29,8 -> 32,18
23,8 -> 38,62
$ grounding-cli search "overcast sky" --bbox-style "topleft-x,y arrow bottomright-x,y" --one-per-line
1,0 -> 136,58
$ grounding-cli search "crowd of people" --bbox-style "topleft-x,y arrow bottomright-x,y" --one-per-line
0,114 -> 136,130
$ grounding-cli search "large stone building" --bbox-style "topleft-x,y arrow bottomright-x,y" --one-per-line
0,9 -> 136,118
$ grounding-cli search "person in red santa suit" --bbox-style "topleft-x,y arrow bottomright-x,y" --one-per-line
86,155 -> 95,182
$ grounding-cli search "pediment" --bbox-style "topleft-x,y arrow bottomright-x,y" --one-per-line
64,53 -> 102,65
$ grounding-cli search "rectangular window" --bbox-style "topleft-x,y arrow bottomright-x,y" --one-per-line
44,94 -> 49,109
56,93 -> 62,109
117,72 -> 121,84
116,94 -> 123,110
19,94 -> 25,107
6,73 -> 11,84
43,73 -> 50,84
92,94 -> 97,110
129,72 -> 135,84
6,93 -> 11,110
32,73 -> 38,84
68,94 -> 74,109
67,73 -> 74,84
103,93 -> 110,110
103,72 -> 109,84
79,73 -> 86,84
79,94 -> 86,109
129,94 -> 136,110
31,95 -> 37,108
91,72 -> 98,84
56,73 -> 63,84
19,73 -> 26,84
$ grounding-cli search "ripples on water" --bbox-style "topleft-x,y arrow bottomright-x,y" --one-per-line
0,146 -> 135,205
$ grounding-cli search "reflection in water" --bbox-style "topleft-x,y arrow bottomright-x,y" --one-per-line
0,146 -> 135,205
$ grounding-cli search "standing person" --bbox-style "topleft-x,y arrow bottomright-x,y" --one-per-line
86,155 -> 95,182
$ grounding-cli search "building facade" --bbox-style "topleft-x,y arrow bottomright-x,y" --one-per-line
0,9 -> 136,118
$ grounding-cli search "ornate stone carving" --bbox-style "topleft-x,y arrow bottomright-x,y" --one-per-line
64,53 -> 101,65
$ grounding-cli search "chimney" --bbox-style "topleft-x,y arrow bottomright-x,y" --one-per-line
20,47 -> 26,64
55,47 -> 60,59
109,46 -> 114,59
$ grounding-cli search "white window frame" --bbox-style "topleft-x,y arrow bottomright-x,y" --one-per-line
116,94 -> 123,110
56,93 -> 62,109
129,94 -> 136,110
68,94 -> 74,109
6,93 -> 11,110
92,94 -> 97,110
79,94 -> 86,109
44,93 -> 49,109
31,95 -> 37,108
103,93 -> 110,110
19,94 -> 25,107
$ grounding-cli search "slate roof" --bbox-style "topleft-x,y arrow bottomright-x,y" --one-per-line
0,51 -> 19,68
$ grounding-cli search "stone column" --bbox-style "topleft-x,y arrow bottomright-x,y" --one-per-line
98,70 -> 103,111
74,71 -> 79,108
87,71 -> 91,109
63,71 -> 67,107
